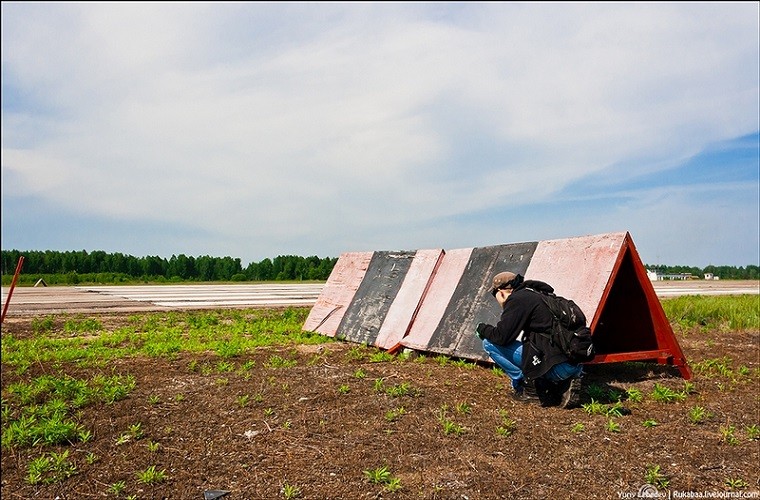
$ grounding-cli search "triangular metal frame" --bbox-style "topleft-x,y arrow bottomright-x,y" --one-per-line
586,233 -> 692,379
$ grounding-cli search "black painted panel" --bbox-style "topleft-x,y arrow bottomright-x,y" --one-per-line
336,250 -> 417,346
425,241 -> 538,360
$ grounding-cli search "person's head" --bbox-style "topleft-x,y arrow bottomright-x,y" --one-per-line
490,272 -> 523,305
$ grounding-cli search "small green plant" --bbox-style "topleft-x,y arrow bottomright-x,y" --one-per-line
281,482 -> 302,499
136,465 -> 168,484
434,355 -> 449,366
650,383 -> 687,403
148,394 -> 161,405
364,465 -> 392,484
237,394 -> 250,407
215,360 -> 235,373
642,419 -> 659,428
384,407 -> 406,422
363,464 -> 402,491
455,402 -> 472,414
625,387 -> 643,403
353,368 -> 366,379
436,406 -> 465,436
265,355 -> 297,369
688,406 -> 711,424
108,480 -> 127,496
385,382 -> 416,398
345,345 -> 368,362
586,384 -> 607,401
146,440 -> 161,452
373,378 -> 385,392
338,384 -> 351,395
264,407 -> 275,417
570,422 -> 584,433
369,351 -> 395,363
605,419 -> 621,433
174,393 -> 185,402
496,409 -> 517,437
644,464 -> 670,489
129,422 -> 144,440
115,433 -> 132,445
84,452 -> 98,464
745,424 -> 760,440
725,477 -> 749,490
720,424 -> 739,445
581,399 -> 607,416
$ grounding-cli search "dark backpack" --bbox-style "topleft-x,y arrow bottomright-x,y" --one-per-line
530,289 -> 596,363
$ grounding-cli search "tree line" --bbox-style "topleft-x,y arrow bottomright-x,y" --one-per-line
646,264 -> 758,280
1,249 -> 757,286
1,250 -> 337,285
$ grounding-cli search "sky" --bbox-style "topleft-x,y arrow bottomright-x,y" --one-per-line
1,2 -> 758,269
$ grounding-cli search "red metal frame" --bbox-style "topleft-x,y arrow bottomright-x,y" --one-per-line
1,256 -> 25,324
586,233 -> 692,379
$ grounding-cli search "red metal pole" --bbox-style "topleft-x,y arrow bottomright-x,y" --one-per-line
1,256 -> 25,324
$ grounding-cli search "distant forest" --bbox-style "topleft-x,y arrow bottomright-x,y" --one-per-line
1,250 -> 337,286
1,249 -> 758,286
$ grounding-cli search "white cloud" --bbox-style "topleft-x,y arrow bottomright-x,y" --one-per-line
2,2 -> 758,265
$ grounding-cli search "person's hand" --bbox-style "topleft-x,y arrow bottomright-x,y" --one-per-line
476,323 -> 488,338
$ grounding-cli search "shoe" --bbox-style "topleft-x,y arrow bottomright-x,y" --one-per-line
559,376 -> 582,409
535,378 -> 561,407
512,378 -> 541,403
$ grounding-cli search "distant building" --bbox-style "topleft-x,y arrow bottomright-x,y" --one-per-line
647,270 -> 697,281
704,273 -> 720,280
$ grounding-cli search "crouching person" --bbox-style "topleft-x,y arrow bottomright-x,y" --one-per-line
476,272 -> 582,408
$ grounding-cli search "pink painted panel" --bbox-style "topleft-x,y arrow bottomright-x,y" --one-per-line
524,232 -> 626,323
374,248 -> 444,350
302,252 -> 373,336
400,247 -> 473,351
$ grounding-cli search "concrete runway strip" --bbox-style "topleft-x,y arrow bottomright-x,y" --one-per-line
2,280 -> 758,317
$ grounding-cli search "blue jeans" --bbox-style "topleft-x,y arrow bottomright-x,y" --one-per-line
482,338 -> 582,387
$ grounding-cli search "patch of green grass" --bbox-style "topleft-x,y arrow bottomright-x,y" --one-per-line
26,450 -> 77,485
2,374 -> 135,450
661,295 -> 760,332
2,308 -> 321,369
265,355 -> 297,369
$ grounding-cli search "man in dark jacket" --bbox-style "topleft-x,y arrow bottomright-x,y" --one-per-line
476,271 -> 583,408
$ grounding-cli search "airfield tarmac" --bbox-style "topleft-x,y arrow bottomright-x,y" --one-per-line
1,280 -> 757,317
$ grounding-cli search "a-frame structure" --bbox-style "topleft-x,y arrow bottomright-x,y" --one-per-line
303,232 -> 692,379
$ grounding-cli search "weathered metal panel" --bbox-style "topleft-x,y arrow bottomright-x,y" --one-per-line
302,252 -> 373,336
374,249 -> 444,350
524,232 -> 627,324
427,242 -> 538,361
401,248 -> 473,352
335,250 -> 417,346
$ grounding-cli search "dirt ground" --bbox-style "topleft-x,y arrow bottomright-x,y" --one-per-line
1,311 -> 758,500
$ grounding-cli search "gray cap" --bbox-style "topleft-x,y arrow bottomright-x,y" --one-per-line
490,271 -> 517,295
